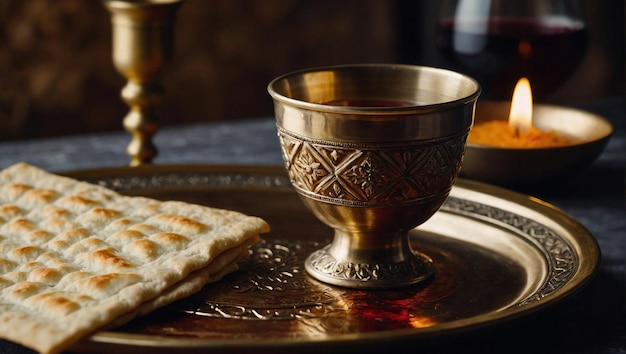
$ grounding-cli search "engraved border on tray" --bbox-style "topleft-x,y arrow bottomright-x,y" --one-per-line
90,171 -> 293,191
441,197 -> 577,306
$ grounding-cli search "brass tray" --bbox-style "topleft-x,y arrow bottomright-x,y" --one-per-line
64,164 -> 599,353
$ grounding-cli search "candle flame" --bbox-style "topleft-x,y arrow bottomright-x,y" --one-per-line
508,77 -> 533,135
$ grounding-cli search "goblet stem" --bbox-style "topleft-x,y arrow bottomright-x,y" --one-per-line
327,229 -> 414,264
104,0 -> 183,166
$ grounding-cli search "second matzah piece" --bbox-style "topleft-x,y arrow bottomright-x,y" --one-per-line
0,163 -> 269,354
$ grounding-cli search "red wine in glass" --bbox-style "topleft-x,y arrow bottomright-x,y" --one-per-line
436,16 -> 587,101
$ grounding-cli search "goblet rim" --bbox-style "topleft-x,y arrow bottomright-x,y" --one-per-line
267,63 -> 481,115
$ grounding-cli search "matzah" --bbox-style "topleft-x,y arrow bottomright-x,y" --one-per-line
0,163 -> 269,354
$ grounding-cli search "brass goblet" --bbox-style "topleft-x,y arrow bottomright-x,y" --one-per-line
268,64 -> 480,289
104,0 -> 183,166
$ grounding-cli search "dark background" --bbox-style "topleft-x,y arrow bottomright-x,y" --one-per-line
0,0 -> 623,140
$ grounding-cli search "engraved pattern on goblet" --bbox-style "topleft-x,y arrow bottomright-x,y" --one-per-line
278,128 -> 468,207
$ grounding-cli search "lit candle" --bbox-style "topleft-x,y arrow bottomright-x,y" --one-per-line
468,77 -> 573,148
508,77 -> 533,136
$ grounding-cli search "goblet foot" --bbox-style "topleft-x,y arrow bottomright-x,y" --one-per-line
305,244 -> 434,289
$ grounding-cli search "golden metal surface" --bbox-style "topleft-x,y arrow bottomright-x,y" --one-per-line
268,64 -> 481,288
104,0 -> 183,166
462,101 -> 613,186
62,164 -> 599,353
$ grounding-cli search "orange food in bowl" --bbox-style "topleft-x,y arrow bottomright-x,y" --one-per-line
468,120 -> 573,148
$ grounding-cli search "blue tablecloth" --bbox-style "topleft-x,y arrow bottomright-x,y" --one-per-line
0,98 -> 624,353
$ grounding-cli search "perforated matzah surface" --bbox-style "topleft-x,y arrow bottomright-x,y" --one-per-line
0,163 -> 269,354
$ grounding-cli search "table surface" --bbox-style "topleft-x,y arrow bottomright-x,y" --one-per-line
0,99 -> 624,354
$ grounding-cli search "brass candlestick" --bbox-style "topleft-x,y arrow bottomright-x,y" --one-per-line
104,0 -> 183,166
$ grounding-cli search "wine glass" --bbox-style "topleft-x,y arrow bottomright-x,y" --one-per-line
435,0 -> 587,101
